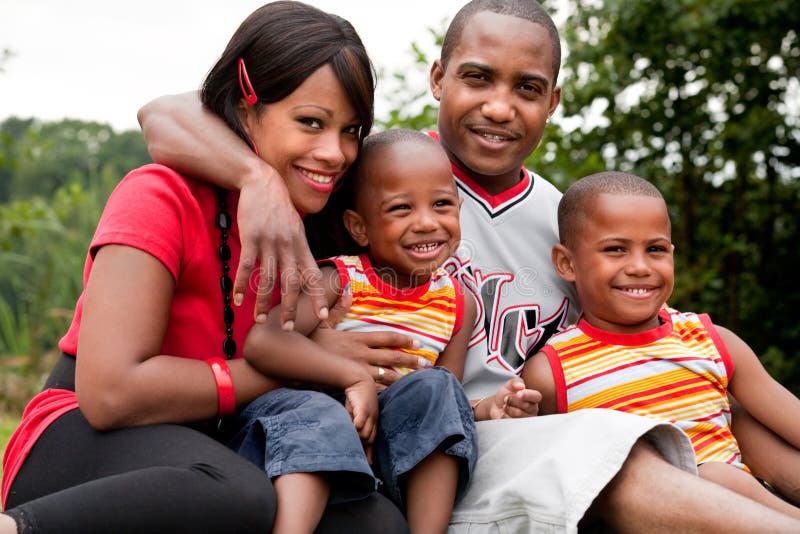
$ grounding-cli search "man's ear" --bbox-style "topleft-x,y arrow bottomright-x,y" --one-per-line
548,85 -> 562,119
430,59 -> 444,101
343,209 -> 369,247
551,244 -> 576,283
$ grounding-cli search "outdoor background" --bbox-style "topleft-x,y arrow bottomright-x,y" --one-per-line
1,0 -> 799,466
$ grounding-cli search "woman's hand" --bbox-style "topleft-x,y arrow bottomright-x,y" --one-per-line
474,378 -> 542,421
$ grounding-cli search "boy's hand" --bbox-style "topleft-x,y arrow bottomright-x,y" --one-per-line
486,378 -> 542,420
344,376 -> 379,462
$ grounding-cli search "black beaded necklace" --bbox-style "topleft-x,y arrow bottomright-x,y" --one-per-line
215,188 -> 236,359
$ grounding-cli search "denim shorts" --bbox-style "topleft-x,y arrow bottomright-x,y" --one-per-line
374,366 -> 477,508
225,387 -> 376,504
225,367 -> 477,508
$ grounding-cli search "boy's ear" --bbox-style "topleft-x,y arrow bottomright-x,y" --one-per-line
551,244 -> 576,283
430,60 -> 444,101
343,209 -> 370,247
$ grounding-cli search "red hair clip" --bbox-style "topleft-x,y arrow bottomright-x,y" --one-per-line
238,57 -> 258,106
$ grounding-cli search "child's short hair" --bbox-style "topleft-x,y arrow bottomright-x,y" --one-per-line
558,171 -> 665,246
360,128 -> 439,160
350,128 -> 444,202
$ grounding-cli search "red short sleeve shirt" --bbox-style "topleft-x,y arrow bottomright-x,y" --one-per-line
58,163 -> 256,361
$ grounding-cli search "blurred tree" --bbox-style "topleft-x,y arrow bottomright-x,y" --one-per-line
376,26 -> 445,132
554,0 -> 800,391
4,118 -> 150,201
0,117 -> 150,370
0,188 -> 93,368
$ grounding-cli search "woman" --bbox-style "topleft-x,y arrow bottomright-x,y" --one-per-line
0,2 -> 409,532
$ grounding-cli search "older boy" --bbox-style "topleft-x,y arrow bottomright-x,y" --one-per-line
137,1 -> 800,532
522,171 -> 800,521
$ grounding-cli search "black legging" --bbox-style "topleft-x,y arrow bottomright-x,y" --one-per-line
5,354 -> 409,533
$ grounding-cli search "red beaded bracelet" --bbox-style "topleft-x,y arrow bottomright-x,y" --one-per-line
206,357 -> 236,417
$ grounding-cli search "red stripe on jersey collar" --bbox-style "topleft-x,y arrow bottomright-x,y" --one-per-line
427,130 -> 530,209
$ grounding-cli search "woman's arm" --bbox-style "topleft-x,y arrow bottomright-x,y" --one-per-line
244,267 -> 368,386
309,287 -> 424,384
137,92 -> 325,327
75,245 -> 279,431
243,267 -> 378,442
722,325 -> 800,449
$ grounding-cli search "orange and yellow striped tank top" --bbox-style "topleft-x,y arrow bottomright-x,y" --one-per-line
542,307 -> 747,470
327,254 -> 464,375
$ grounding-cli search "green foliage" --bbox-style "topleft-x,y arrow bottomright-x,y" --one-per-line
555,0 -> 800,388
0,187 -> 93,369
0,117 -> 150,376
0,296 -> 30,356
1,414 -> 21,474
0,118 -> 150,203
376,25 -> 445,132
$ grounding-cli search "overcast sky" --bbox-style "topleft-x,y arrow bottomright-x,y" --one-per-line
0,1 -> 468,132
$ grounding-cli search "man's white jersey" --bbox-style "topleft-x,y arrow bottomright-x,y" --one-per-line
444,165 -> 580,399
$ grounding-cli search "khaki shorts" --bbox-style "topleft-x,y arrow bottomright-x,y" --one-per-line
449,409 -> 696,534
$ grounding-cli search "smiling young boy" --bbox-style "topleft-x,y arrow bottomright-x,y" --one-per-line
522,171 -> 800,521
241,127 -> 478,534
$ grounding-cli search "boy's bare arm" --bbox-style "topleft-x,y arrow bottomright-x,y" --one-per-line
468,345 -> 547,421
436,288 -> 477,381
242,266 -> 342,376
520,351 -> 558,416
243,266 -> 378,441
721,325 -> 800,449
137,92 -> 324,327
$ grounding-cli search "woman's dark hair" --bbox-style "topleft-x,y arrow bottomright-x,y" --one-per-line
201,1 -> 375,145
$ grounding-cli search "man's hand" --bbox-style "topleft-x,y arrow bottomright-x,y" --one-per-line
234,174 -> 327,327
